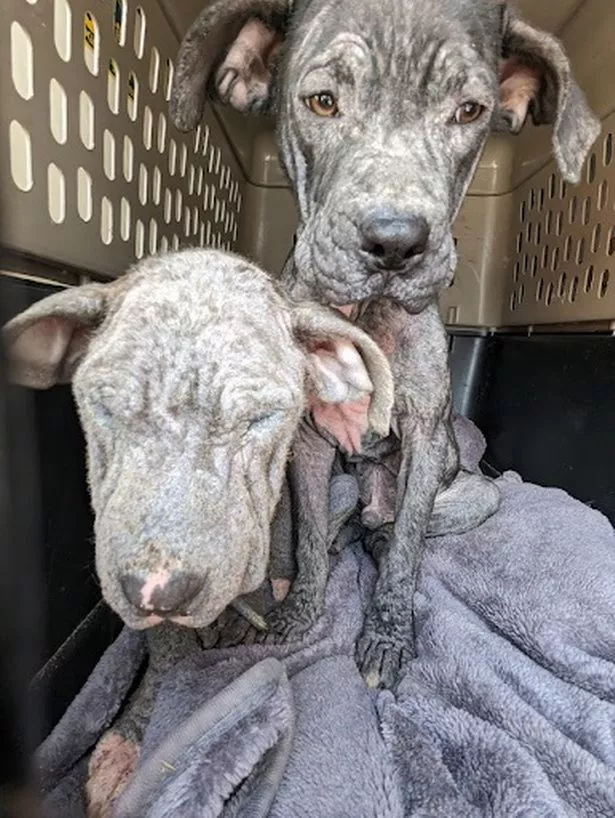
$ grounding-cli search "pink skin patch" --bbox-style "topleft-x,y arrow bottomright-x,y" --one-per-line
309,393 -> 370,455
139,614 -> 163,628
140,569 -> 171,609
86,732 -> 140,818
216,19 -> 282,111
271,578 -> 292,603
499,57 -> 541,127
307,304 -> 372,455
170,614 -> 196,626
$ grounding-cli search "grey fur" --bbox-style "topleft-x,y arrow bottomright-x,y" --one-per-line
170,0 -> 600,687
3,248 -> 393,633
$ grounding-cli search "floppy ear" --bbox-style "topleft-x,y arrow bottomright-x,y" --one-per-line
495,7 -> 601,183
170,0 -> 291,131
291,305 -> 394,456
2,283 -> 112,388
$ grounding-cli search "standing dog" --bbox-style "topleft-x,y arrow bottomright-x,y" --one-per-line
170,0 -> 600,686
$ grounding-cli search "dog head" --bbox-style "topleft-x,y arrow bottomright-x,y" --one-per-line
3,249 -> 392,629
170,0 -> 600,311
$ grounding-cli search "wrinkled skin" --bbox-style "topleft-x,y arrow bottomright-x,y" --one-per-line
5,250 -> 396,816
3,249 -> 392,633
170,0 -> 600,686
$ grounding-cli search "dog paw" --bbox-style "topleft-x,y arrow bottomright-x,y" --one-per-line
259,595 -> 322,644
85,732 -> 140,818
356,612 -> 414,690
215,608 -> 262,648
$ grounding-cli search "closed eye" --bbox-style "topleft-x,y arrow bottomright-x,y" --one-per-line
247,409 -> 286,431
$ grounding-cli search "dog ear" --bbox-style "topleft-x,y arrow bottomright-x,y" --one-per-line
291,304 -> 394,455
2,283 -> 113,388
170,0 -> 292,131
495,7 -> 600,183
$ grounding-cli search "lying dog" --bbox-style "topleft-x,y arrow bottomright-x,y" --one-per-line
170,0 -> 600,686
3,248 -> 394,815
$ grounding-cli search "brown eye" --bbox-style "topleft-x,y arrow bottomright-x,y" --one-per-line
304,92 -> 339,118
454,101 -> 485,125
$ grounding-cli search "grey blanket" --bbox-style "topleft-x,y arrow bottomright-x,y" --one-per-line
36,420 -> 615,817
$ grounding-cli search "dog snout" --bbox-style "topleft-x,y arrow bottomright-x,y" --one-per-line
359,209 -> 430,269
120,570 -> 203,616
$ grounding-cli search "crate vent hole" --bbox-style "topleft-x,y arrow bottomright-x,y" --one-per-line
142,105 -> 153,149
11,22 -> 34,100
157,114 -> 167,153
108,60 -> 120,114
584,266 -> 594,293
127,73 -> 139,121
164,60 -> 174,101
79,91 -> 95,150
77,167 -> 92,222
149,219 -> 158,254
149,47 -> 160,93
9,120 -> 33,192
168,139 -> 177,175
103,130 -> 116,181
49,79 -> 68,145
123,135 -> 134,182
100,196 -> 113,244
84,12 -> 99,75
152,167 -> 161,205
138,163 -> 148,205
604,134 -> 613,167
120,197 -> 131,240
135,219 -> 145,258
164,188 -> 172,223
54,0 -> 72,62
134,7 -> 146,59
114,0 -> 127,46
48,163 -> 66,224
599,269 -> 610,298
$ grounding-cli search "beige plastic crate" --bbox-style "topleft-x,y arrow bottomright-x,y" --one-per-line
1,0 -> 244,279
2,0 -> 613,332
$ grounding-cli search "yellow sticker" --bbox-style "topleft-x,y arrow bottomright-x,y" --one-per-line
84,12 -> 96,50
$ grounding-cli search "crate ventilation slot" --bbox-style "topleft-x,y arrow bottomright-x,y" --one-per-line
2,0 -> 244,278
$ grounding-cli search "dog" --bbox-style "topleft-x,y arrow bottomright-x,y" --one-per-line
3,248 -> 394,814
170,0 -> 601,688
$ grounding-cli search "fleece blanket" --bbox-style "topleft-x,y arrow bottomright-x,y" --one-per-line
36,419 -> 615,817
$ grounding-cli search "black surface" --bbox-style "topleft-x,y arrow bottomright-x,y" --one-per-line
1,275 -> 120,737
31,601 -> 122,738
450,331 -> 615,525
0,277 -> 44,810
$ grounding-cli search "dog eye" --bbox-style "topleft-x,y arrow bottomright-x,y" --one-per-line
247,410 -> 285,431
303,92 -> 339,118
453,101 -> 485,125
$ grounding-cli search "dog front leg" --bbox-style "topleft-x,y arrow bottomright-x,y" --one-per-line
265,420 -> 338,641
85,626 -> 198,817
356,416 -> 448,690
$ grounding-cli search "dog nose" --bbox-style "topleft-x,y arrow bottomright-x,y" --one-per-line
120,571 -> 202,615
360,211 -> 430,268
